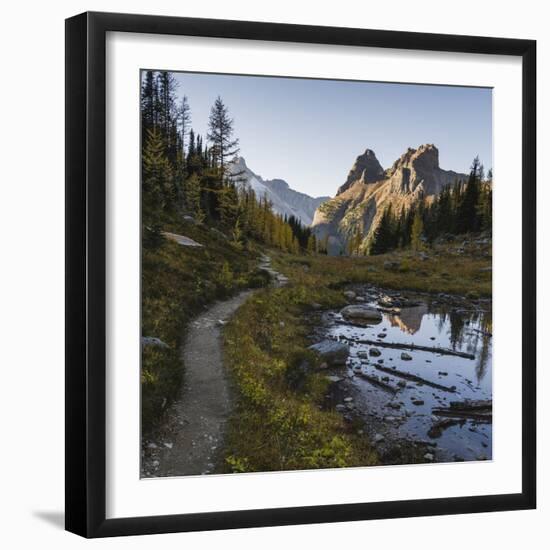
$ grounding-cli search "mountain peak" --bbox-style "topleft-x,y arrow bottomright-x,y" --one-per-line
337,148 -> 385,195
233,156 -> 248,170
229,157 -> 329,226
387,144 -> 443,195
312,144 -> 468,255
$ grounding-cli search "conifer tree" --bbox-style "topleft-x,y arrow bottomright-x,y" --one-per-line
207,96 -> 239,183
369,206 -> 392,255
456,156 -> 481,234
178,95 -> 191,165
184,173 -> 204,224
411,210 -> 424,250
141,70 -> 156,138
142,128 -> 172,238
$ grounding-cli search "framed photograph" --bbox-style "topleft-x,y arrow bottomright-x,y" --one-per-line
65,11 -> 536,538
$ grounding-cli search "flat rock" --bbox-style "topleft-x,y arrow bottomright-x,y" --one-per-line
340,305 -> 383,323
163,231 -> 203,247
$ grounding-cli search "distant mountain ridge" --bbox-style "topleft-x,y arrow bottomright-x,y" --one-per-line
311,144 -> 468,255
229,157 -> 330,226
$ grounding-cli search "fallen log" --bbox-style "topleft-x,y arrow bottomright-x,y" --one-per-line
356,371 -> 397,394
468,328 -> 493,338
339,335 -> 475,360
373,364 -> 457,393
432,408 -> 492,422
449,399 -> 492,410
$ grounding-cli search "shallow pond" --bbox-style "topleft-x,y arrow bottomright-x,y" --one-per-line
321,286 -> 492,464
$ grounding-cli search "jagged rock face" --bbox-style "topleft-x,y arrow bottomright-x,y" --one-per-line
312,144 -> 467,255
386,144 -> 462,196
229,157 -> 329,227
337,149 -> 385,195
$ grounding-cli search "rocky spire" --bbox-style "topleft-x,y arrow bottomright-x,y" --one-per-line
337,149 -> 384,195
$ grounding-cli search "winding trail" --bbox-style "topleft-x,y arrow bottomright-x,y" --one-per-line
142,255 -> 284,477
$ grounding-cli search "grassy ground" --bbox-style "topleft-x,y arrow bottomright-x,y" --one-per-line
222,235 -> 491,472
271,236 -> 492,299
223,285 -> 378,473
141,219 -> 270,434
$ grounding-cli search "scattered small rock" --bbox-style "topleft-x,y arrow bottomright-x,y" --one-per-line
401,352 -> 412,361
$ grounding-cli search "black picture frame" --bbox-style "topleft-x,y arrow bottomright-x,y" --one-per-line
65,11 -> 536,538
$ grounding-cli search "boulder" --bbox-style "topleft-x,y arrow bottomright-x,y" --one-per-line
401,352 -> 413,361
340,305 -> 382,323
383,260 -> 399,271
343,290 -> 356,300
369,348 -> 382,357
141,336 -> 169,349
309,340 -> 350,366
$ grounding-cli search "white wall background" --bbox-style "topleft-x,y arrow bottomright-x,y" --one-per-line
0,1 -> 546,548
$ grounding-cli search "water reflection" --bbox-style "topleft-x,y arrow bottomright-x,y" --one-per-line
389,304 -> 427,334
390,299 -> 493,384
321,287 -> 493,463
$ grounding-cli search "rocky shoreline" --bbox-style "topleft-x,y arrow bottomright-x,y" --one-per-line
308,284 -> 493,465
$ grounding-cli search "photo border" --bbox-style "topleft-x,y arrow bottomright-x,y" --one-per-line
65,11 -> 536,538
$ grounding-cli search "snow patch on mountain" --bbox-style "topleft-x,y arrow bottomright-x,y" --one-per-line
229,157 -> 329,227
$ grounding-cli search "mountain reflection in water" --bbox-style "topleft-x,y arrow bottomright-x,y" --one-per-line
322,288 -> 492,463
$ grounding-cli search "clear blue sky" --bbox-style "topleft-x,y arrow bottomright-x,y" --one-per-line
167,71 -> 492,198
